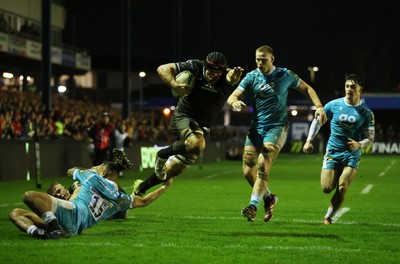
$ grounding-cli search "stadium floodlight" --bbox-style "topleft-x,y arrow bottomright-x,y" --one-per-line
58,85 -> 67,93
2,72 -> 13,78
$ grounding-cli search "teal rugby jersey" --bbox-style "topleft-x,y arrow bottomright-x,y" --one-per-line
55,169 -> 131,235
325,97 -> 375,152
238,67 -> 300,130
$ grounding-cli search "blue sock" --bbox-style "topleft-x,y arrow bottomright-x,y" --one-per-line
249,193 -> 263,209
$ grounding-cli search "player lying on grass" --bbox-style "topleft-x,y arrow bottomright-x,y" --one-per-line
9,150 -> 173,239
303,74 -> 375,224
46,148 -> 133,221
45,148 -> 132,220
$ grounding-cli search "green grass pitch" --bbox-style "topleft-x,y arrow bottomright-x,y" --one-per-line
1,154 -> 399,263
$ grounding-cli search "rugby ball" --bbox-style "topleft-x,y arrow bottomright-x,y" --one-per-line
172,70 -> 195,97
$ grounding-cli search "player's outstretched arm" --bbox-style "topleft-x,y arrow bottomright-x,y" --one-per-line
131,178 -> 173,209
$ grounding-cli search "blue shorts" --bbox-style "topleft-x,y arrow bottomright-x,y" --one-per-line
51,197 -> 81,235
322,148 -> 361,170
245,125 -> 289,148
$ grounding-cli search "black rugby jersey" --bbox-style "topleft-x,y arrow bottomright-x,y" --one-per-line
174,59 -> 236,128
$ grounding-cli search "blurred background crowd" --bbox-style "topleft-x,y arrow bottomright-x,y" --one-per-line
0,88 -> 251,144
0,89 -> 169,142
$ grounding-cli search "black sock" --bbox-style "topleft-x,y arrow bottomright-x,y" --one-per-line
48,219 -> 64,231
158,140 -> 186,159
139,173 -> 165,193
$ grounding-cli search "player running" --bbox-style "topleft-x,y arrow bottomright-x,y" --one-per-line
227,45 -> 327,222
303,74 -> 375,224
133,52 -> 243,196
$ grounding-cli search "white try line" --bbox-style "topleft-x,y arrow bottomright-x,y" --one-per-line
361,184 -> 373,194
379,159 -> 396,177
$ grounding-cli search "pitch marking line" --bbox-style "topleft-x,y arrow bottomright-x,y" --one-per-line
204,170 -> 238,180
0,241 -> 367,253
159,244 -> 365,253
0,202 -> 23,208
379,159 -> 396,177
332,207 -> 350,223
123,169 -> 238,190
361,184 -> 373,194
127,215 -> 400,227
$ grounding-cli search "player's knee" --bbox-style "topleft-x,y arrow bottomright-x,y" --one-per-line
9,208 -> 21,222
261,144 -> 280,158
243,151 -> 257,167
164,156 -> 191,178
321,185 -> 334,193
22,191 -> 35,204
186,136 -> 205,155
321,187 -> 330,194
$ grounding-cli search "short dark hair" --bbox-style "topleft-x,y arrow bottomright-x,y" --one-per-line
345,74 -> 364,87
205,51 -> 227,71
47,181 -> 60,196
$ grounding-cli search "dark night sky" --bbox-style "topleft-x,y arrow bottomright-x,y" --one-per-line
62,0 -> 400,97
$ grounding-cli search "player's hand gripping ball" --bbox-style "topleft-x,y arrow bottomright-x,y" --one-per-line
172,70 -> 195,97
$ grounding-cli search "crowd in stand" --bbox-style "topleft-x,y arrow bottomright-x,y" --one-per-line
0,89 -> 249,144
0,89 -> 171,143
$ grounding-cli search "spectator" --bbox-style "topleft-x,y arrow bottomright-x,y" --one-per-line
88,112 -> 115,165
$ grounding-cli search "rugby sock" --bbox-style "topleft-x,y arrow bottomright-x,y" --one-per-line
27,225 -> 48,239
139,172 -> 165,193
42,211 -> 63,231
324,207 -> 334,219
249,193 -> 263,210
158,140 -> 186,159
27,225 -> 39,235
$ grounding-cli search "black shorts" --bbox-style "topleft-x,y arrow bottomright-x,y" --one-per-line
170,113 -> 210,140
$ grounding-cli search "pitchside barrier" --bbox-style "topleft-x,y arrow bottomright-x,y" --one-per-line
0,139 -> 398,181
0,139 -> 238,181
